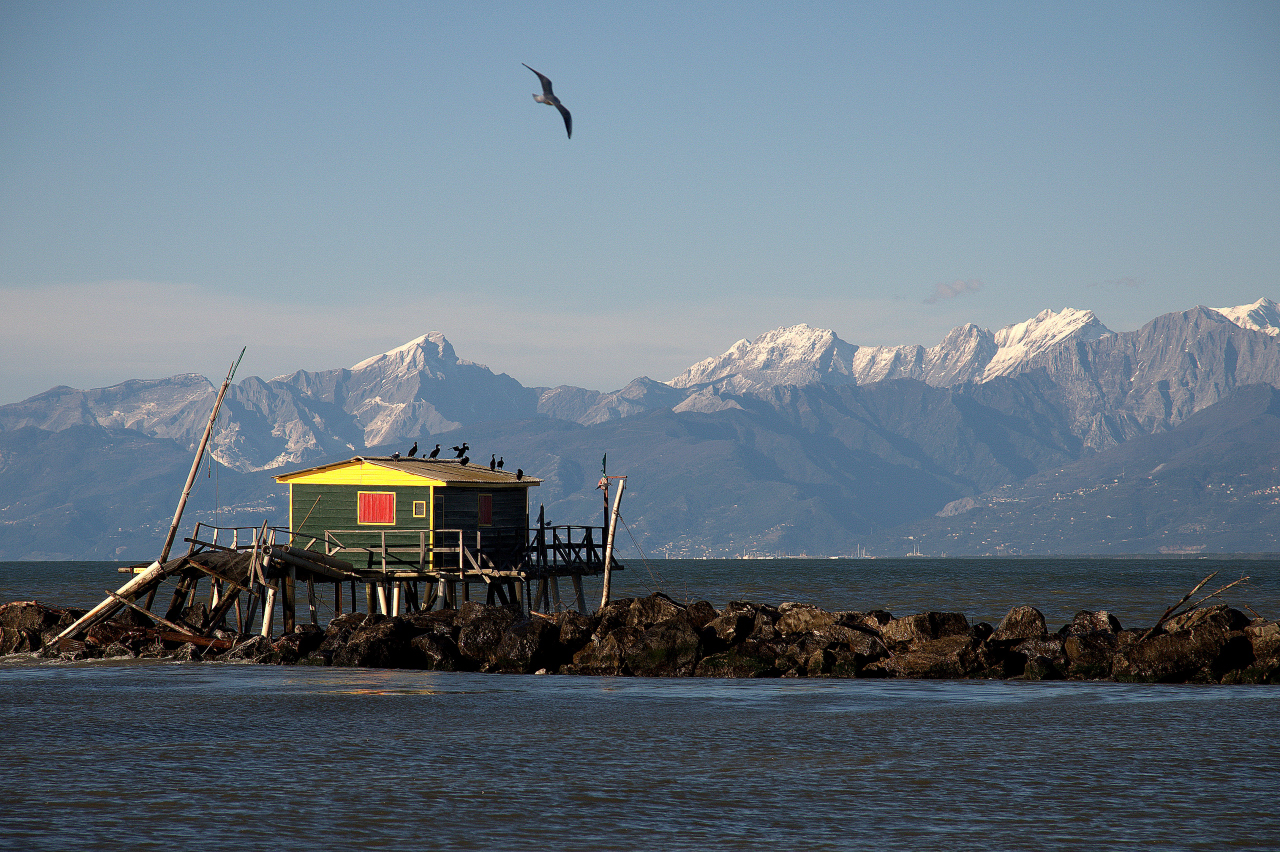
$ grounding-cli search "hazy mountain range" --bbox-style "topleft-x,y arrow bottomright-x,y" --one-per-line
1,298 -> 1278,560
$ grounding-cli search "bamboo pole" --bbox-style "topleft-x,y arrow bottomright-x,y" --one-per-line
158,347 -> 245,565
599,477 -> 626,609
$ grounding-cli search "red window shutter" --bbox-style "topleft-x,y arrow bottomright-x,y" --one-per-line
478,494 -> 493,525
358,492 -> 396,525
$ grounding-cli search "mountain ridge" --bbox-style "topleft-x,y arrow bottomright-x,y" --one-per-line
1,298 -> 1277,558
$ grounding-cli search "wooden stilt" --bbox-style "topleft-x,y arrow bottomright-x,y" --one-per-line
282,565 -> 296,635
572,574 -> 587,613
307,575 -> 318,626
376,583 -> 389,615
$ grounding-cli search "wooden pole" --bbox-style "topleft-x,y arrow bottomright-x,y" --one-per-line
599,477 -> 626,609
158,347 -> 245,565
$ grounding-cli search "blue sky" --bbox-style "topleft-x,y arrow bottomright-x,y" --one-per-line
2,1 -> 1277,403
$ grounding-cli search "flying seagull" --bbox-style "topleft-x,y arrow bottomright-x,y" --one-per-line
523,63 -> 572,139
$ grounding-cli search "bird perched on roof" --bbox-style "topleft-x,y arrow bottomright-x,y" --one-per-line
497,457 -> 504,470
523,63 -> 572,139
516,468 -> 524,481
391,452 -> 401,460
490,454 -> 497,471
452,443 -> 469,458
460,456 -> 470,467
428,444 -> 440,459
408,441 -> 418,458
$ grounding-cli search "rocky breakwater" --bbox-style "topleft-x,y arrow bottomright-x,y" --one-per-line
7,592 -> 1279,684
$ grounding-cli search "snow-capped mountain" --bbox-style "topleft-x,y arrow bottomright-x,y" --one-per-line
1213,297 -> 1280,337
2,298 -> 1279,559
671,308 -> 1113,392
2,299 -> 1277,476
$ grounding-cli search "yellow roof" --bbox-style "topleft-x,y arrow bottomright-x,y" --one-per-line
274,456 -> 541,487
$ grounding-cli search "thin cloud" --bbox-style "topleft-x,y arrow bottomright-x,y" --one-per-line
924,279 -> 983,305
1087,277 -> 1142,290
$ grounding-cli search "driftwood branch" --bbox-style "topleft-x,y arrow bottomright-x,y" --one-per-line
1139,572 -> 1251,643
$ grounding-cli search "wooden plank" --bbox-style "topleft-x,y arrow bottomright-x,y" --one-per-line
106,591 -> 198,636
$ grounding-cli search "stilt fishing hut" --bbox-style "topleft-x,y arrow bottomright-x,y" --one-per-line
275,454 -> 615,614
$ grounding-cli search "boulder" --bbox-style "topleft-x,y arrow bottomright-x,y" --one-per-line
882,612 -> 970,648
695,641 -> 780,678
456,603 -> 520,665
887,634 -> 985,679
1061,610 -> 1122,636
224,634 -> 272,662
409,631 -> 464,671
776,603 -> 837,636
991,606 -> 1047,643
704,609 -> 756,650
555,610 -> 597,656
1011,637 -> 1067,680
623,615 -> 703,677
490,617 -> 560,674
570,626 -> 644,676
332,618 -> 420,668
1063,631 -> 1119,679
685,601 -> 718,630
1113,612 -> 1254,683
627,593 -> 685,630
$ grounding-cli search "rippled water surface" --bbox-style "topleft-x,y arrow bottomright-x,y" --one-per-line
3,559 -> 1279,850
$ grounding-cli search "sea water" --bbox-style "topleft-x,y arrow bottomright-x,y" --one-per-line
2,558 -> 1279,850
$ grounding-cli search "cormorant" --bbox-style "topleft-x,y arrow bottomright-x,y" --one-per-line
497,456 -> 504,470
490,454 -> 496,471
452,442 -> 469,458
408,441 -> 418,457
516,468 -> 524,481
460,456 -> 470,467
428,444 -> 440,459
523,64 -> 572,139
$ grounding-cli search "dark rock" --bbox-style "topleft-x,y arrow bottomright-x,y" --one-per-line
627,593 -> 686,630
333,619 -> 420,668
685,600 -> 718,630
1246,620 -> 1280,660
262,626 -> 326,665
555,610 -> 597,656
1063,631 -> 1119,679
171,642 -> 203,662
179,602 -> 210,631
224,634 -> 272,662
623,615 -> 703,676
456,603 -> 520,665
409,631 -> 464,671
0,626 -> 36,655
1061,610 -> 1122,636
695,641 -> 780,678
991,606 -> 1048,643
1163,604 -> 1249,633
704,608 -> 756,650
490,617 -> 560,674
1113,609 -> 1254,683
888,634 -> 985,678
593,598 -> 636,639
882,612 -> 970,648
1011,637 -> 1067,680
570,626 -> 644,676
776,603 -> 838,636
